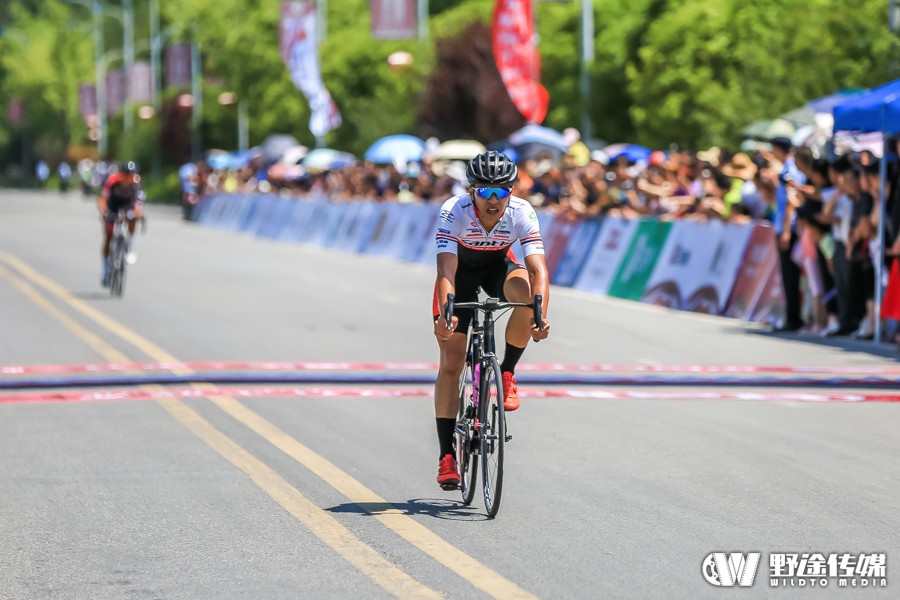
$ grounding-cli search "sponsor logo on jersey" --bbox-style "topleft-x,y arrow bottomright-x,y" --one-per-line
464,240 -> 509,248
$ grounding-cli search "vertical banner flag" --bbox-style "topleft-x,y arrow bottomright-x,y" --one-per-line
129,61 -> 154,102
280,2 -> 342,137
106,69 -> 127,115
78,84 -> 97,124
165,43 -> 192,88
371,0 -> 417,39
491,0 -> 549,124
7,99 -> 25,125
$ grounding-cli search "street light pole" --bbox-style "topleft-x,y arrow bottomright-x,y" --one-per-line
580,0 -> 594,138
150,0 -> 161,177
92,0 -> 107,160
150,0 -> 161,114
123,0 -> 134,138
238,98 -> 249,152
418,0 -> 428,40
191,26 -> 203,161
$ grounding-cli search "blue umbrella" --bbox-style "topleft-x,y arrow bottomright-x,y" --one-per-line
603,143 -> 652,164
364,134 -> 425,164
507,124 -> 568,152
206,152 -> 248,170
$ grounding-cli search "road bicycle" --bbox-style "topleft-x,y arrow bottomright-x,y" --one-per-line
443,292 -> 543,518
107,210 -> 144,297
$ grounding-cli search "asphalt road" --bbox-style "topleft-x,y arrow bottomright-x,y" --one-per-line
1,189 -> 898,599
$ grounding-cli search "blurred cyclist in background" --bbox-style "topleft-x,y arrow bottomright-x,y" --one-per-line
97,161 -> 144,286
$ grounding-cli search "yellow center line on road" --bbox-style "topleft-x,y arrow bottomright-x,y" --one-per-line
209,394 -> 538,600
155,397 -> 442,600
0,254 -> 442,600
0,251 -> 185,368
0,264 -> 130,364
0,250 -> 540,600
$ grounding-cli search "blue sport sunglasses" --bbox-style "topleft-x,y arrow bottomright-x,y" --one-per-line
473,186 -> 512,200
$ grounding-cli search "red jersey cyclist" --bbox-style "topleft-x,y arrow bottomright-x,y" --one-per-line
97,161 -> 144,286
432,150 -> 551,490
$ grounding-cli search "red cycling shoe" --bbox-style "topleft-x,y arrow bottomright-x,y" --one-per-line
437,453 -> 460,490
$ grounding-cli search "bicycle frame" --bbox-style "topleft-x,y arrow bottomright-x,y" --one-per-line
445,293 -> 543,516
108,209 -> 139,297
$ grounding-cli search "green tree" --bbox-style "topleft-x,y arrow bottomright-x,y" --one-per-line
0,1 -> 93,171
3,0 -> 900,176
627,0 -> 900,149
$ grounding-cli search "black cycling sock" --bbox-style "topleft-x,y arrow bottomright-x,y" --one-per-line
500,343 -> 526,374
436,418 -> 455,458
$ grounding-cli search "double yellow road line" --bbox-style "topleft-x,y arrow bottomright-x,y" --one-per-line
0,250 -> 537,599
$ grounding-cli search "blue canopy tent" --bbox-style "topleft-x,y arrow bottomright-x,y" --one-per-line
832,79 -> 900,342
833,79 -> 900,133
807,89 -> 867,115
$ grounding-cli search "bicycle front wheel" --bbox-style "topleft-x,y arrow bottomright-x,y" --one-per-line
456,357 -> 478,505
480,356 -> 505,517
110,235 -> 126,297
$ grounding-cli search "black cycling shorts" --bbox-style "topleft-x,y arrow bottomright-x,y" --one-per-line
432,253 -> 525,333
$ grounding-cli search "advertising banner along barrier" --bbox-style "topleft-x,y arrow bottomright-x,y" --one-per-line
608,220 -> 672,300
572,217 -> 639,295
642,221 -> 753,314
552,218 -> 602,287
196,195 -> 782,324
724,223 -> 785,323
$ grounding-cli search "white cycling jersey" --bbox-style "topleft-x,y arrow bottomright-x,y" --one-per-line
434,194 -> 544,267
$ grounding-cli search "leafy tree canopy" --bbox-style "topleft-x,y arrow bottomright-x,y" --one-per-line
1,0 -> 897,171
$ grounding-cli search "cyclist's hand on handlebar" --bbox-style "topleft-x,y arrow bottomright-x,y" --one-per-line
530,317 -> 550,342
434,314 -> 458,341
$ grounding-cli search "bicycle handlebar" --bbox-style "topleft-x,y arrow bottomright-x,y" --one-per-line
443,293 -> 544,331
112,209 -> 147,233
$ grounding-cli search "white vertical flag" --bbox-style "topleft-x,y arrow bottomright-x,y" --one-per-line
280,2 -> 342,138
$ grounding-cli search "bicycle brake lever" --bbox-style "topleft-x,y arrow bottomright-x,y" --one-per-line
443,293 -> 455,329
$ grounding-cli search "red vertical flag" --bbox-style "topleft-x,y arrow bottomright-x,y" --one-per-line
491,0 -> 549,124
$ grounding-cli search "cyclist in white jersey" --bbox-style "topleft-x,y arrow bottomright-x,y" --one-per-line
432,150 -> 550,489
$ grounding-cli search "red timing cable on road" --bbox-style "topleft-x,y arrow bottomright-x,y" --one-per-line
2,361 -> 898,376
2,386 -> 900,405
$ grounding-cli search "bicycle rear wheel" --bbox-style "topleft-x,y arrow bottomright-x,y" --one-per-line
480,356 -> 505,517
110,234 -> 126,297
456,357 -> 478,505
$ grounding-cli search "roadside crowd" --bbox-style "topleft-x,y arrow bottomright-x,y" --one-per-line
65,131 -> 900,346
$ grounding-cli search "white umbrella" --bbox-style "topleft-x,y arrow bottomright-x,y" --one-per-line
279,145 -> 309,165
427,139 -> 486,161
